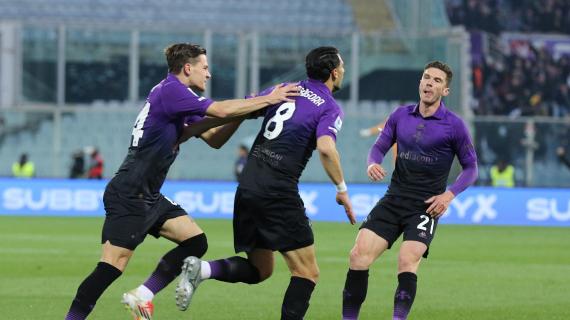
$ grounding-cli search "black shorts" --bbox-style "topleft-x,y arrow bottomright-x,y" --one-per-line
233,188 -> 314,253
360,196 -> 438,258
101,189 -> 187,250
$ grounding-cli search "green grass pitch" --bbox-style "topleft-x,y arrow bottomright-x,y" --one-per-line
1,216 -> 569,319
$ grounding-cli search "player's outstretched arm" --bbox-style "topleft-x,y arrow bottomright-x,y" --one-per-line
316,135 -> 356,224
199,118 -> 246,149
206,83 -> 299,118
178,116 -> 238,144
359,120 -> 385,137
178,115 -> 247,149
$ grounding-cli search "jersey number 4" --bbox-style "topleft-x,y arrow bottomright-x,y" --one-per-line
131,102 -> 150,147
263,102 -> 296,140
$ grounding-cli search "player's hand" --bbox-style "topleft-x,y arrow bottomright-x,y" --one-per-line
267,83 -> 300,104
336,191 -> 356,225
425,190 -> 455,218
367,163 -> 386,181
556,147 -> 565,157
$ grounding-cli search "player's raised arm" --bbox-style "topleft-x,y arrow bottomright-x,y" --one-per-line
317,135 -> 355,224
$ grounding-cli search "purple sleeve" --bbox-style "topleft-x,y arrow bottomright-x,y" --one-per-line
162,83 -> 213,118
244,85 -> 277,119
367,110 -> 397,165
184,114 -> 205,126
448,119 -> 478,195
316,103 -> 343,141
449,162 -> 478,196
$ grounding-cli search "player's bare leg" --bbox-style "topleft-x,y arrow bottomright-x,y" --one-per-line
123,215 -> 207,318
65,242 -> 132,319
392,241 -> 426,320
342,229 -> 389,320
280,245 -> 319,320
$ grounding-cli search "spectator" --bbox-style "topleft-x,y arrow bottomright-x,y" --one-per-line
556,147 -> 570,169
87,148 -> 104,179
489,159 -> 515,187
447,0 -> 570,34
12,153 -> 35,178
234,144 -> 248,181
70,150 -> 85,179
446,1 -> 570,118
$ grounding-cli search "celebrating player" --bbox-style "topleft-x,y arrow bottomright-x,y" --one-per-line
341,61 -> 478,320
175,46 -> 356,320
64,43 -> 299,320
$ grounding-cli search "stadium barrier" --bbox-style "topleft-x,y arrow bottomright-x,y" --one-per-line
0,178 -> 568,227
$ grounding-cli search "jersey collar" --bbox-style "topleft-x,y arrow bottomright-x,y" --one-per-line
410,101 -> 447,119
306,78 -> 332,97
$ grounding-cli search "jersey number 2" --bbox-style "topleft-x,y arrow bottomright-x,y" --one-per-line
417,215 -> 435,234
263,102 -> 296,140
131,102 -> 150,147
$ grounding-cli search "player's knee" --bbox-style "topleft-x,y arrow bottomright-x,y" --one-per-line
179,233 -> 208,258
257,267 -> 273,282
290,265 -> 319,283
349,246 -> 373,269
310,268 -> 320,283
247,263 -> 272,284
397,254 -> 421,273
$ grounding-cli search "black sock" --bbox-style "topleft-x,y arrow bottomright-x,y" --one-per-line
393,272 -> 417,320
342,269 -> 369,319
65,262 -> 122,320
281,276 -> 316,320
209,256 -> 261,284
144,233 -> 208,294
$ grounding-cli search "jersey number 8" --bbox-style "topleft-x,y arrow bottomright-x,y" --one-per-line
263,102 -> 296,140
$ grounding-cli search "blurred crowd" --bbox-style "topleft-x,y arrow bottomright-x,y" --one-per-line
473,43 -> 570,117
446,0 -> 570,117
446,0 -> 570,34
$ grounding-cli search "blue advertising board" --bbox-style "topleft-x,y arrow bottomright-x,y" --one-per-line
0,178 -> 568,227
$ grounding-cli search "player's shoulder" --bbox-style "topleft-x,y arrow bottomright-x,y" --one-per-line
389,104 -> 414,119
443,108 -> 471,139
321,95 -> 342,112
161,76 -> 195,96
398,104 -> 415,112
444,108 -> 467,127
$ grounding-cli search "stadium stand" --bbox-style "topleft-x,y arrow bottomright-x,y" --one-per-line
443,0 -> 570,187
0,102 -> 398,182
0,0 -> 355,33
1,0 -> 569,187
446,0 -> 570,34
446,0 -> 570,117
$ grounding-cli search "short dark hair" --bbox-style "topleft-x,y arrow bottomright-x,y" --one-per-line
424,61 -> 453,86
164,43 -> 207,73
305,46 -> 341,82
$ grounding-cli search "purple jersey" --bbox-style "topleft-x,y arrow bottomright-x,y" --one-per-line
108,74 -> 213,201
239,79 -> 343,195
369,103 -> 478,201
